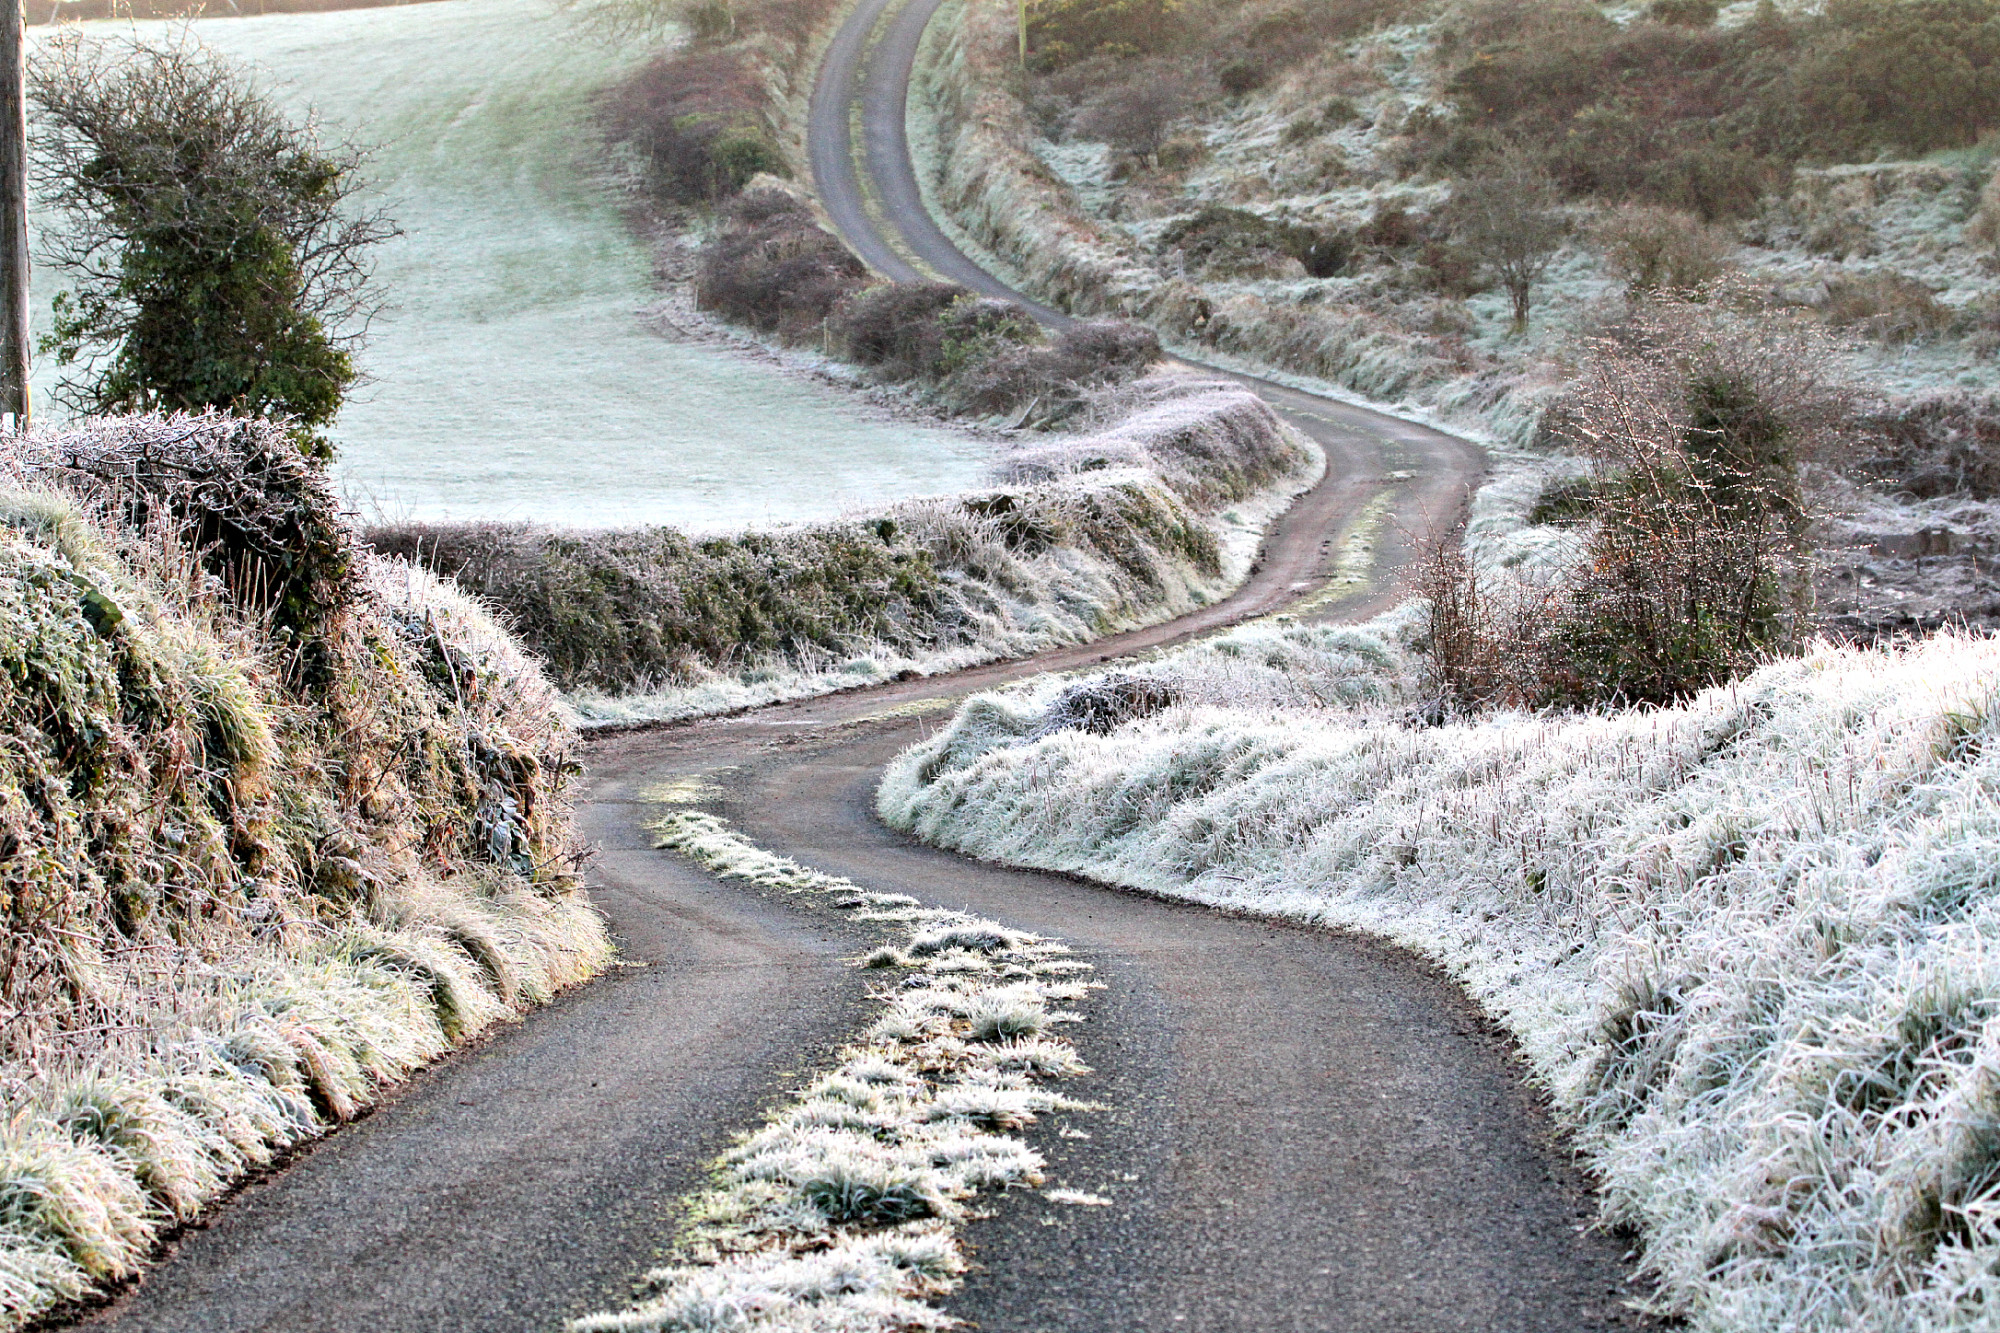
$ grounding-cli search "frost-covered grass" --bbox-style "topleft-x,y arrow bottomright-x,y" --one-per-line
882,625 -> 2000,1330
31,0 -> 993,530
570,812 -> 1095,1333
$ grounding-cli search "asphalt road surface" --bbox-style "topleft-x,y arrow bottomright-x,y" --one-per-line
70,1 -> 1652,1328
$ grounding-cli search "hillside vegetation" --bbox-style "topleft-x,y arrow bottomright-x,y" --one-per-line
913,0 -> 2000,635
0,414 -> 605,1327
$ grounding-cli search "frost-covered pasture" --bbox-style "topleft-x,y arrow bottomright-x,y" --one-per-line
882,626 -> 2000,1330
29,0 -> 992,529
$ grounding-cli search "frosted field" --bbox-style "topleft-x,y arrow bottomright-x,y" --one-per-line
29,0 -> 990,529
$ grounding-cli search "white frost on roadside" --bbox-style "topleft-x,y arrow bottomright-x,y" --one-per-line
881,627 -> 2000,1331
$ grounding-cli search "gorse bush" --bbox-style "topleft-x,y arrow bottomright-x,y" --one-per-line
1026,0 -> 1186,69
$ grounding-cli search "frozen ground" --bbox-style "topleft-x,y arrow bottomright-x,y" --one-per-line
29,0 -> 991,530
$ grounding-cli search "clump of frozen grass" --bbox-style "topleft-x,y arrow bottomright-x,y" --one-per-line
574,814 -> 1099,1333
883,627 -> 2000,1331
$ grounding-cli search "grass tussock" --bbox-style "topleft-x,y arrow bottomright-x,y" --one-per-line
370,372 -> 1313,712
568,811 -> 1094,1333
881,618 -> 2000,1332
0,412 -> 607,1327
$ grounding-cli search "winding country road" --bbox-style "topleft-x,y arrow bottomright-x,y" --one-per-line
73,2 -> 1648,1330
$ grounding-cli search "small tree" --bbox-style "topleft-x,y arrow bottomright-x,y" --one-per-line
1449,150 -> 1567,334
29,34 -> 395,449
1071,67 -> 1190,160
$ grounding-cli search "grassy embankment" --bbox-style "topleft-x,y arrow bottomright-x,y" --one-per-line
0,415 -> 606,1329
374,375 -> 1314,722
883,616 -> 2000,1331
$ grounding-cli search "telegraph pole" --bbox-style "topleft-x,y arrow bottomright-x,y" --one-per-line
0,0 -> 28,434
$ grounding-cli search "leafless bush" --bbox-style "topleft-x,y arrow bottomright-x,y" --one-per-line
832,281 -> 968,377
696,190 -> 868,336
1071,64 -> 1192,158
1822,270 -> 1954,345
597,46 -> 783,205
1855,392 -> 2000,499
1592,203 -> 1732,296
1448,150 -> 1568,333
946,320 -> 1161,423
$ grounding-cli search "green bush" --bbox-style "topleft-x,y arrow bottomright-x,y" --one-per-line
1026,0 -> 1185,69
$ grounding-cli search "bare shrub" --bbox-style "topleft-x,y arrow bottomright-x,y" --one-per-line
833,282 -> 969,378
831,281 -> 1158,419
696,190 -> 868,336
1592,203 -> 1732,296
1855,392 -> 2000,498
1070,64 -> 1191,159
947,320 -> 1161,423
1823,270 -> 1955,345
1428,301 -> 1848,710
597,46 -> 783,205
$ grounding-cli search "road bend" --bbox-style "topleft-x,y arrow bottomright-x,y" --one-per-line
72,2 -> 1646,1329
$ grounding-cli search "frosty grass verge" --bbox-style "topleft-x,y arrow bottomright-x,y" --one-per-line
880,620 -> 2000,1331
571,809 -> 1098,1333
569,374 -> 1319,730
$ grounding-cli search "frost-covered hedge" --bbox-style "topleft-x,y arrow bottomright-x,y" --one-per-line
0,414 -> 607,1328
881,624 -> 2000,1331
374,372 -> 1313,722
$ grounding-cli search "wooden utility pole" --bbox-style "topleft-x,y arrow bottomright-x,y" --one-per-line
1018,0 -> 1027,67
0,0 -> 28,435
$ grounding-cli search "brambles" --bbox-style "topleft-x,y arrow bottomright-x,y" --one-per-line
598,46 -> 784,205
28,34 -> 395,441
1855,393 -> 2000,499
696,190 -> 867,336
1822,270 -> 1956,345
1157,206 -> 1348,279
